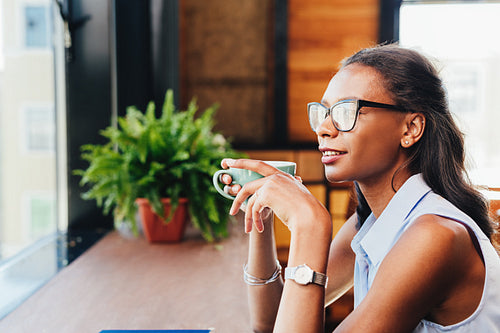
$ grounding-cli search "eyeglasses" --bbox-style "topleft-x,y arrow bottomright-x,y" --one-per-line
307,99 -> 401,132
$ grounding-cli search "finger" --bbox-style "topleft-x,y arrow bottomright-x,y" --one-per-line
224,184 -> 241,196
260,207 -> 273,221
221,158 -> 235,169
231,184 -> 242,196
295,175 -> 303,183
221,174 -> 233,185
251,192 -> 266,233
240,201 -> 247,216
229,177 -> 267,215
244,189 -> 262,233
224,158 -> 287,177
244,195 -> 256,233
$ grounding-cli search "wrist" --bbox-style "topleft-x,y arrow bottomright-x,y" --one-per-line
289,206 -> 332,240
247,212 -> 279,277
244,259 -> 282,286
286,209 -> 332,271
249,210 -> 274,238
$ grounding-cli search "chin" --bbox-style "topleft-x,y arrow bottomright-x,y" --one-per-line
326,176 -> 353,184
324,167 -> 354,184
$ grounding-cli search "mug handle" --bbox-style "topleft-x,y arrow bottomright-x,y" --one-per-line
213,169 -> 236,200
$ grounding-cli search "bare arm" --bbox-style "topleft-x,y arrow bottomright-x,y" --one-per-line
247,211 -> 358,333
219,159 -> 284,332
246,212 -> 284,333
273,206 -> 333,333
324,213 -> 357,306
222,159 -> 356,332
225,158 -> 483,332
271,212 -> 359,333
247,212 -> 357,332
333,214 -> 481,332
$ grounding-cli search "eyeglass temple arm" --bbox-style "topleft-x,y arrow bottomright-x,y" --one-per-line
358,100 -> 400,110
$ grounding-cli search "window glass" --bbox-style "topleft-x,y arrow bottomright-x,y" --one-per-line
25,5 -> 49,48
23,106 -> 55,152
28,194 -> 56,239
399,2 -> 500,188
0,0 -> 66,319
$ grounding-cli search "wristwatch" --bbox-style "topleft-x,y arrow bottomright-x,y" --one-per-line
284,264 -> 328,287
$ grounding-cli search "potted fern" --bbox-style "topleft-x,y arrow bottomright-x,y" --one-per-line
74,90 -> 244,242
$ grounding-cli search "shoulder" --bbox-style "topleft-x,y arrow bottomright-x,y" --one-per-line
381,214 -> 477,293
373,215 -> 474,303
405,214 -> 473,254
370,214 -> 476,293
340,216 -> 484,331
338,215 -> 472,330
394,214 -> 474,268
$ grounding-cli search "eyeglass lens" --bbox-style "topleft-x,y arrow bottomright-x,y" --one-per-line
308,101 -> 357,132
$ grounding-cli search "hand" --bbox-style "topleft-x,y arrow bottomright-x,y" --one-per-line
221,158 -> 327,234
218,170 -> 241,198
220,160 -> 304,198
219,159 -> 273,227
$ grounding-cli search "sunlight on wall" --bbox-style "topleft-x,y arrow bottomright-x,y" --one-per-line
400,3 -> 500,188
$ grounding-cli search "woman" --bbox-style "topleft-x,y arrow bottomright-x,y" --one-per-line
220,44 -> 500,332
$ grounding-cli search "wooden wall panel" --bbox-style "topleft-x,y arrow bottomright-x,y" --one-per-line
180,0 -> 273,145
287,0 -> 380,143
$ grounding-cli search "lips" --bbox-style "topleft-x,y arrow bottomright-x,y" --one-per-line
322,150 -> 346,156
320,148 -> 347,164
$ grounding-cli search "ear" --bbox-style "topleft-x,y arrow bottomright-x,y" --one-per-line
401,113 -> 425,148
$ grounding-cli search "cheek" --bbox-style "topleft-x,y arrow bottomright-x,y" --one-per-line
348,121 -> 403,165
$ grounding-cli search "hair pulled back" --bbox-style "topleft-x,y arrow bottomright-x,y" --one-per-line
343,44 -> 493,239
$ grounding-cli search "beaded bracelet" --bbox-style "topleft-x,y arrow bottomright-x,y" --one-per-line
243,260 -> 282,286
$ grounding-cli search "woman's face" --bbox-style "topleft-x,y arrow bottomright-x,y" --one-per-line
317,63 -> 408,185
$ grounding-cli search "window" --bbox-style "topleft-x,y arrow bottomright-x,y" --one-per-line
21,105 -> 55,153
400,1 -> 500,188
0,0 -> 66,319
25,5 -> 50,48
26,193 -> 56,239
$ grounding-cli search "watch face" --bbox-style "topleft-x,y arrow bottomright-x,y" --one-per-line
295,265 -> 313,285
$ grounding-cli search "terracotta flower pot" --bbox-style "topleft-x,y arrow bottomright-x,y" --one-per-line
136,198 -> 189,243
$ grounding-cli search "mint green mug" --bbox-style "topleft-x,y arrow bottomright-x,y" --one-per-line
213,161 -> 297,200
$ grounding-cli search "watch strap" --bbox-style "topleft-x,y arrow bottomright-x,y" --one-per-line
311,270 -> 328,286
284,264 -> 328,287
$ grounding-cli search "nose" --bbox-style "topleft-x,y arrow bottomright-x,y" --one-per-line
315,115 -> 339,138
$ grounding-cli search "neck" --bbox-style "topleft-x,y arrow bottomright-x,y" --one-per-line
358,168 -> 413,218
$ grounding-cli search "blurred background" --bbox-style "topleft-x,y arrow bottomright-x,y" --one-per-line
0,0 -> 499,326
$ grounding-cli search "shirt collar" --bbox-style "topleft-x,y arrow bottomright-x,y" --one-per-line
358,173 -> 432,266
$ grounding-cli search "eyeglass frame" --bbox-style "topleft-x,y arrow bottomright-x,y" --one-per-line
307,99 -> 402,132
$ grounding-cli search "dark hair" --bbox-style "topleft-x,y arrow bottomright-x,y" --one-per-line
343,44 -> 493,239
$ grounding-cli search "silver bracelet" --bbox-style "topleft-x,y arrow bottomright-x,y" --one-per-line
243,260 -> 282,286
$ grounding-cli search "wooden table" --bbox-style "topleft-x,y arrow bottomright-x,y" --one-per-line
0,224 -> 251,333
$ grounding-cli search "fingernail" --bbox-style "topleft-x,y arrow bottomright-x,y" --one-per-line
226,158 -> 235,166
257,218 -> 264,233
222,174 -> 232,184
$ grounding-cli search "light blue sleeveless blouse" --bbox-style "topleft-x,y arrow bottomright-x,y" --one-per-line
350,174 -> 500,332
